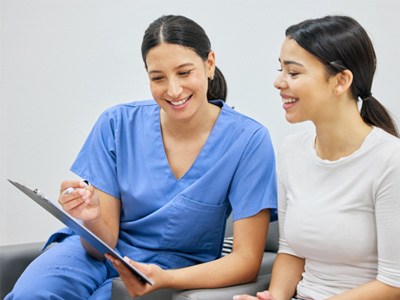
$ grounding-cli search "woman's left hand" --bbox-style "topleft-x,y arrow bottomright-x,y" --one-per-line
106,254 -> 166,297
233,291 -> 275,300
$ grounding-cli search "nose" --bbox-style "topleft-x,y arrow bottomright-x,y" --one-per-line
167,78 -> 183,98
273,73 -> 287,90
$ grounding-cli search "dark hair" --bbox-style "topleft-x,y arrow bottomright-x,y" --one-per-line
286,15 -> 398,137
141,15 -> 227,102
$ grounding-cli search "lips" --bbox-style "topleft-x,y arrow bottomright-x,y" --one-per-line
282,97 -> 298,104
281,95 -> 298,110
167,95 -> 192,106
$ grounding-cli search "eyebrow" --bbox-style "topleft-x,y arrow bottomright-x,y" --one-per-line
278,58 -> 304,67
148,63 -> 195,74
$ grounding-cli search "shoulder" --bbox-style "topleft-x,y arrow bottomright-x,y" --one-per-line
279,130 -> 313,152
96,99 -> 158,123
101,99 -> 157,116
369,127 -> 400,163
276,130 -> 314,168
371,127 -> 400,145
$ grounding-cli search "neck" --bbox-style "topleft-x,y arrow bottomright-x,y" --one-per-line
160,102 -> 220,139
314,105 -> 372,160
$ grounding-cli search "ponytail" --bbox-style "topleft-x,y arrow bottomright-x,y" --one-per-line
360,97 -> 399,137
207,66 -> 227,101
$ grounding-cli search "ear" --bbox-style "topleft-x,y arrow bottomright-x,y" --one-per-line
206,51 -> 216,78
333,69 -> 353,96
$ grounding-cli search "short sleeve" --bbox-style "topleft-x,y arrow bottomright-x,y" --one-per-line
276,141 -> 301,257
375,150 -> 400,287
276,140 -> 301,257
70,108 -> 120,198
229,127 -> 277,222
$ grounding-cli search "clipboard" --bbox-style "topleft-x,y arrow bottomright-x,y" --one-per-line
7,179 -> 154,286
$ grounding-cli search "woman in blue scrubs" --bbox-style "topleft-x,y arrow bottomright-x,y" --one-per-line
6,15 -> 277,299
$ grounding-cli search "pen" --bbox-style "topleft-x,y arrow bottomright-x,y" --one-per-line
63,180 -> 89,195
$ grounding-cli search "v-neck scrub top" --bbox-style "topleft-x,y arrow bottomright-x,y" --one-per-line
70,100 -> 277,269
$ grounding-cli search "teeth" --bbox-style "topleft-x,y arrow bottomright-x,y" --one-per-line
170,96 -> 189,106
282,98 -> 297,104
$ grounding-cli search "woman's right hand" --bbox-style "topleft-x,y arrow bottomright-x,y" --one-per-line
58,180 -> 101,222
233,291 -> 275,300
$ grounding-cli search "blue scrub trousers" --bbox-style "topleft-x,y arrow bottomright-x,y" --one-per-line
5,235 -> 118,300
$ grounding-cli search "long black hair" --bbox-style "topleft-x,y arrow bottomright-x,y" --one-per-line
141,15 -> 227,102
286,15 -> 398,137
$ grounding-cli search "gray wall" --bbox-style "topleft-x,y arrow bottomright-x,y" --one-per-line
1,0 -> 399,245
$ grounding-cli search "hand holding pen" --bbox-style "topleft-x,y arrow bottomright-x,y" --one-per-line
58,180 -> 100,222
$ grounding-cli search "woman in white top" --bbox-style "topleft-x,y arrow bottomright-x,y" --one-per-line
235,15 -> 400,300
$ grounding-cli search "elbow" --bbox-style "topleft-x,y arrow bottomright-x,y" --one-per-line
239,268 -> 260,285
247,263 -> 261,283
236,257 -> 262,285
235,250 -> 265,284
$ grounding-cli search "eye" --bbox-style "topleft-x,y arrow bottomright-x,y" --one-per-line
288,72 -> 299,77
178,69 -> 193,77
277,67 -> 299,77
150,76 -> 164,82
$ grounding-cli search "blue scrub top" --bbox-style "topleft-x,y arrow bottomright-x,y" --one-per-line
70,100 -> 277,269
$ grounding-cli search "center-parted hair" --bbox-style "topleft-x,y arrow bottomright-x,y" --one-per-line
141,15 -> 227,102
286,15 -> 398,137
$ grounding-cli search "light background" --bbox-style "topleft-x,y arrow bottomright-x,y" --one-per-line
1,0 -> 399,245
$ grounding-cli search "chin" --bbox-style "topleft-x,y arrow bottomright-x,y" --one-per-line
285,115 -> 307,124
285,115 -> 298,124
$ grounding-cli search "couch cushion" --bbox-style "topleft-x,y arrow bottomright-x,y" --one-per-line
112,274 -> 272,300
221,236 -> 233,256
173,274 -> 271,300
0,242 -> 44,299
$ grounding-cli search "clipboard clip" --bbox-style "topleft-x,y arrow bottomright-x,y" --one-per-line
33,188 -> 44,197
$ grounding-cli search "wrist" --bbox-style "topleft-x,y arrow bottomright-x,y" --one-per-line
267,289 -> 290,300
83,214 -> 103,227
163,269 -> 182,289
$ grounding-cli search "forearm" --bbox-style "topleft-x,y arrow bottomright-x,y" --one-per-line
81,217 -> 118,259
268,253 -> 304,300
81,188 -> 120,259
328,280 -> 400,300
163,210 -> 270,290
165,250 -> 261,289
83,217 -> 118,247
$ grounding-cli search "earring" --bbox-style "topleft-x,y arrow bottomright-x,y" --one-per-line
209,74 -> 214,80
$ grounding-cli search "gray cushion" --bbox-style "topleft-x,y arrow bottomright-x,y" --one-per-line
0,242 -> 44,299
173,274 -> 271,300
111,274 -> 272,300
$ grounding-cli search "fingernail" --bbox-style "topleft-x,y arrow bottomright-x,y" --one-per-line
80,180 -> 89,187
63,187 -> 75,195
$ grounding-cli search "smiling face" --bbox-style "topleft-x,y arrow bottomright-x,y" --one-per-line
274,37 -> 338,124
145,43 -> 215,122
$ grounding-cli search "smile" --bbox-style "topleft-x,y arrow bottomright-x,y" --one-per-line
282,97 -> 298,104
167,95 -> 192,106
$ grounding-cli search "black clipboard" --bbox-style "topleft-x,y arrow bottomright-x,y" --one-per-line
7,179 -> 154,286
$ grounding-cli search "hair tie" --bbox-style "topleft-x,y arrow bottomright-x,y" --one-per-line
360,93 -> 372,101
